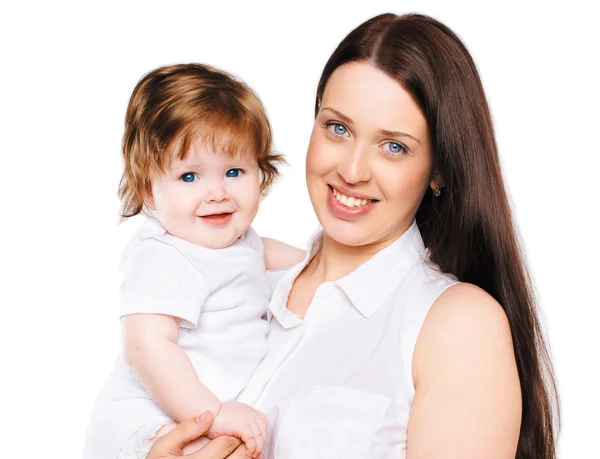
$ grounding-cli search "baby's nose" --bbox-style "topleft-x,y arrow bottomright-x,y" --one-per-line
205,180 -> 229,203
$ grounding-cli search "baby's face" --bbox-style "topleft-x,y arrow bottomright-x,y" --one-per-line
148,139 -> 261,249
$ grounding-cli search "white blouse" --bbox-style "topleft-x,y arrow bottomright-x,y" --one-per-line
237,220 -> 458,459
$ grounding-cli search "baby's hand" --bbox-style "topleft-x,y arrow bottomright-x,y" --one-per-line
206,402 -> 267,458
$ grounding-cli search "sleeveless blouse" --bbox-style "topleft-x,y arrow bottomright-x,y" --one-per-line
237,220 -> 458,458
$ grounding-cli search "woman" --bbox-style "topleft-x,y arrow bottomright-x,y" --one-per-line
149,12 -> 559,459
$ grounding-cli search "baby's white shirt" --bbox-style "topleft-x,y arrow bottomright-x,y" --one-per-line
119,216 -> 270,401
83,217 -> 270,459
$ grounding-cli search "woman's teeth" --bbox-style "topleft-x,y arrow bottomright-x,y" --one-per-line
333,188 -> 371,207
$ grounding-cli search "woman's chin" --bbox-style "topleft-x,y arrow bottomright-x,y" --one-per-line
320,217 -> 377,248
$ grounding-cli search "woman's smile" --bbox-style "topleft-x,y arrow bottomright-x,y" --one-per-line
327,184 -> 378,219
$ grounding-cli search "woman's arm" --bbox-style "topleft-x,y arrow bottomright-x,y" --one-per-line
122,313 -> 222,421
262,237 -> 306,270
406,283 -> 522,459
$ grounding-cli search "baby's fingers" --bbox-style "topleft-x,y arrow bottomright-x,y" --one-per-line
228,443 -> 264,459
252,419 -> 266,458
244,438 -> 256,458
240,427 -> 257,458
257,415 -> 268,444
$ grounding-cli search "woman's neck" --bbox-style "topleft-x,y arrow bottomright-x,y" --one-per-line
305,231 -> 399,283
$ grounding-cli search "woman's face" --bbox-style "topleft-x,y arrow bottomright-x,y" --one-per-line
306,61 -> 437,248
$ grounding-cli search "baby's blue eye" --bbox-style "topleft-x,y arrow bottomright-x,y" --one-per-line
181,173 -> 196,182
385,142 -> 405,154
329,123 -> 347,136
226,168 -> 242,178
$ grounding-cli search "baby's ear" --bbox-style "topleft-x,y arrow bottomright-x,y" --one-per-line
145,196 -> 155,210
144,188 -> 156,211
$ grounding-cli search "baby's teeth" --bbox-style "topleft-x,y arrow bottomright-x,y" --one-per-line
347,197 -> 356,207
340,195 -> 348,206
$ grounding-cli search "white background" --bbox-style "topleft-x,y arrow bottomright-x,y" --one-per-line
1,1 -> 598,457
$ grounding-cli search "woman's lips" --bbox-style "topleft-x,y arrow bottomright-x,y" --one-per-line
327,186 -> 377,219
199,213 -> 233,226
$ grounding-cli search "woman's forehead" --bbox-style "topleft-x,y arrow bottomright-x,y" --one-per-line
321,62 -> 427,138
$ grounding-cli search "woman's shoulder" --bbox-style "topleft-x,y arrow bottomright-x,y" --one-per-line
413,282 -> 517,388
408,282 -> 521,455
425,283 -> 510,333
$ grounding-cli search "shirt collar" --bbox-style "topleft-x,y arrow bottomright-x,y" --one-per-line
268,221 -> 426,323
335,220 -> 426,318
267,228 -> 323,327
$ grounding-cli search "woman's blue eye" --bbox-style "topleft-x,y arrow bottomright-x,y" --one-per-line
226,168 -> 242,178
181,173 -> 196,182
385,142 -> 405,154
328,123 -> 348,136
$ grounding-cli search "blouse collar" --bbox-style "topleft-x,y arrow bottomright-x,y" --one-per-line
269,220 -> 427,323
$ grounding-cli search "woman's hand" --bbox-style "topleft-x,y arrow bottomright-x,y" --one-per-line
147,411 -> 242,459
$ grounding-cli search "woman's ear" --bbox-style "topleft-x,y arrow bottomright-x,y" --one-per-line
429,172 -> 443,192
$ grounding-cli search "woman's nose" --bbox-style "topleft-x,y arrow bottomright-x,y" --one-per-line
338,147 -> 372,185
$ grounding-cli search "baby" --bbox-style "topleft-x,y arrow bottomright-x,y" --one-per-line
83,63 -> 304,459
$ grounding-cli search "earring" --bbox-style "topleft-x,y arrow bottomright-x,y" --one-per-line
434,186 -> 442,197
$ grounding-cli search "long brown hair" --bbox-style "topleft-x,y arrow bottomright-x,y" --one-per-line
315,13 -> 559,458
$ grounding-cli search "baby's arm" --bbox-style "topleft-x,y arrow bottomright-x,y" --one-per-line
122,314 -> 267,457
122,313 -> 221,420
262,238 -> 306,270
120,239 -> 266,456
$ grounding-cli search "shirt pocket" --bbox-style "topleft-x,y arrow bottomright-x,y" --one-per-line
273,384 -> 390,459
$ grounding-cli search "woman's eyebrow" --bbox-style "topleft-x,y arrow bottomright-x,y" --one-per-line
321,106 -> 354,126
378,129 -> 422,145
